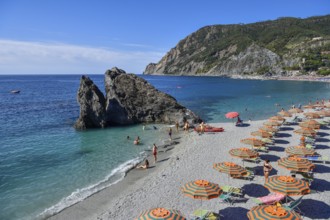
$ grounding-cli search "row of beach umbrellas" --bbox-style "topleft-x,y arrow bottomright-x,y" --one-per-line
135,104 -> 330,220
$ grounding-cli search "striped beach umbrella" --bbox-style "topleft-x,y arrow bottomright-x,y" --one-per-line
285,146 -> 316,156
278,111 -> 292,117
181,179 -> 222,200
264,176 -> 310,196
251,130 -> 273,138
294,128 -> 317,137
288,108 -> 303,114
259,126 -> 278,133
278,157 -> 315,172
241,138 -> 265,146
304,112 -> 321,119
136,208 -> 186,220
298,122 -> 320,130
229,148 -> 259,159
300,119 -> 321,125
213,162 -> 247,177
317,110 -> 330,117
247,205 -> 301,220
303,105 -> 315,109
225,111 -> 239,119
263,121 -> 282,127
269,116 -> 285,121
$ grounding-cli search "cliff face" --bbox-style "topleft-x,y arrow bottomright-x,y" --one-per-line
144,15 -> 330,77
74,67 -> 201,129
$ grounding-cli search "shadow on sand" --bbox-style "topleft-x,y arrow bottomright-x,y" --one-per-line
268,146 -> 285,152
314,164 -> 330,174
300,199 -> 330,219
275,133 -> 292,138
219,207 -> 250,220
242,183 -> 269,197
274,139 -> 290,144
280,126 -> 294,131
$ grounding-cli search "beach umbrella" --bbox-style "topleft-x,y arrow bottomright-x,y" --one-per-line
288,108 -> 303,114
303,105 -> 315,109
278,111 -> 292,117
269,116 -> 285,121
285,146 -> 316,156
299,119 -> 321,126
303,112 -> 321,119
264,175 -> 310,196
278,157 -> 315,172
259,126 -> 278,133
225,112 -> 239,119
294,128 -> 317,137
181,179 -> 222,200
240,138 -> 265,146
213,162 -> 247,177
229,147 -> 259,159
135,208 -> 186,220
263,121 -> 282,127
298,122 -> 320,130
317,110 -> 330,117
251,130 -> 273,138
247,205 -> 301,220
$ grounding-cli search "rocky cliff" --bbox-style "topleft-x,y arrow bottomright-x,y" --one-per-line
144,15 -> 330,77
74,67 -> 201,129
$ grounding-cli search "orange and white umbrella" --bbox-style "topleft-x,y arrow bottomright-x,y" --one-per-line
263,121 -> 282,127
294,128 -> 317,137
181,179 -> 222,200
269,116 -> 285,121
259,126 -> 278,133
251,130 -> 273,138
304,112 -> 321,119
213,162 -> 247,177
229,148 -> 259,159
289,108 -> 303,114
240,138 -> 265,146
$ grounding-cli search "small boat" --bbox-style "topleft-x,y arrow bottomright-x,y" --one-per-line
10,90 -> 20,94
194,126 -> 224,133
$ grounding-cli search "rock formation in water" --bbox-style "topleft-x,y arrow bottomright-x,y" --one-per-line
74,75 -> 106,129
74,67 -> 201,129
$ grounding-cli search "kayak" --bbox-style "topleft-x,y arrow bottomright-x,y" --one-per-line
194,126 -> 224,132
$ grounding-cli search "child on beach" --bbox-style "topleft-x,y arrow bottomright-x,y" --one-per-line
152,144 -> 158,163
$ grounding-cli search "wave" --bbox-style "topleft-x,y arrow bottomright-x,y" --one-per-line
37,156 -> 143,220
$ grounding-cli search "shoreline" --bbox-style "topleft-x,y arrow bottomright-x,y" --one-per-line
48,115 -> 330,219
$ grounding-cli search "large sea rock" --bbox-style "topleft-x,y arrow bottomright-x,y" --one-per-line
74,67 -> 201,129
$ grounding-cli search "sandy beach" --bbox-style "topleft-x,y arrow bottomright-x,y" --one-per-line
48,112 -> 330,220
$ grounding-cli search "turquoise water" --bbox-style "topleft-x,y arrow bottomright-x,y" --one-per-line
0,75 -> 329,220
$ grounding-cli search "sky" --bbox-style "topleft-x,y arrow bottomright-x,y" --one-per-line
0,0 -> 329,75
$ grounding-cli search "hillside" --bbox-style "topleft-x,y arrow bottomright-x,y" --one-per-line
144,15 -> 330,77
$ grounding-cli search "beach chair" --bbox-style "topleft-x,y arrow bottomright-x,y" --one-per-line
252,146 -> 269,153
220,185 -> 244,197
305,143 -> 315,149
252,193 -> 285,205
191,209 -> 219,220
305,155 -> 330,164
242,157 -> 261,164
282,196 -> 304,216
219,192 -> 235,205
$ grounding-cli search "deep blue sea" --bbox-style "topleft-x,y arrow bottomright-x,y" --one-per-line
1,75 -> 330,220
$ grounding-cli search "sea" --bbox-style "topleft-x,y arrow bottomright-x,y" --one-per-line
1,74 -> 330,220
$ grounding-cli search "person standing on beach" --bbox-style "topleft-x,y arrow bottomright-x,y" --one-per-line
168,128 -> 172,141
263,160 -> 273,182
152,144 -> 158,163
175,121 -> 179,132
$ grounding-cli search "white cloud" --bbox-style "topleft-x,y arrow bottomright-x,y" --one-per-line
0,39 -> 164,74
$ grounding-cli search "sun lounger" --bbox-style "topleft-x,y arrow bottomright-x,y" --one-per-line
232,169 -> 255,181
304,155 -> 330,164
242,157 -> 261,164
252,146 -> 269,153
282,196 -> 304,216
220,185 -> 244,197
191,209 -> 220,220
252,193 -> 285,205
219,192 -> 235,205
305,144 -> 315,149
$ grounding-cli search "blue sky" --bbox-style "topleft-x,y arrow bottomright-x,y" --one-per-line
0,0 -> 328,75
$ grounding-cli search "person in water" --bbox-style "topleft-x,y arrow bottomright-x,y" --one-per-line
134,136 -> 140,145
